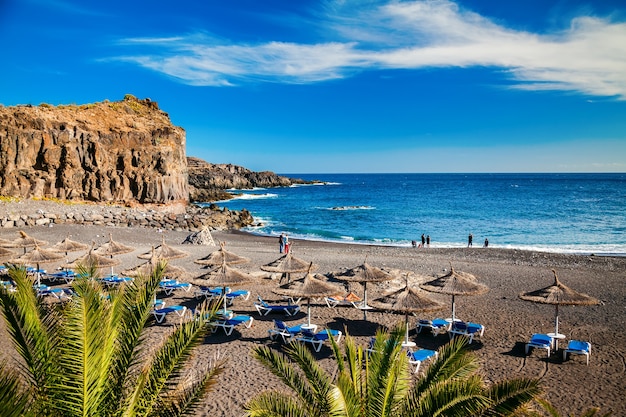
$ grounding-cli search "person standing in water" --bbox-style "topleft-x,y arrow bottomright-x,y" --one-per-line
468,233 -> 473,247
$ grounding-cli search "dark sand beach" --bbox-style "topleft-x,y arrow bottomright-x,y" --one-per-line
1,203 -> 625,416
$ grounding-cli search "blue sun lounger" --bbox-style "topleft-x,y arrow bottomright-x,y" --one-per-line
296,328 -> 342,352
152,305 -> 187,323
416,318 -> 450,336
268,320 -> 305,343
210,314 -> 254,336
563,340 -> 591,365
407,348 -> 438,374
525,333 -> 554,357
254,296 -> 300,316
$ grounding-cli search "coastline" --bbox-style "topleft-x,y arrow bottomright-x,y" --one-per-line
1,209 -> 625,415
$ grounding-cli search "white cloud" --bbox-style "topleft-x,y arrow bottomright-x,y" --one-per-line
114,1 -> 626,98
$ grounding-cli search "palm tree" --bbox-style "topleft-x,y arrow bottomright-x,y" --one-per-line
0,261 -> 224,417
532,399 -> 612,417
244,324 -> 542,416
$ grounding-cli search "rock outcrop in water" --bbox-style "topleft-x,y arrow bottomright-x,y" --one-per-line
187,157 -> 309,202
0,95 -> 188,208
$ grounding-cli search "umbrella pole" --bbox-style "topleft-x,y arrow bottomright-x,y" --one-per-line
451,294 -> 456,322
405,314 -> 410,346
222,288 -> 228,317
555,304 -> 560,335
363,282 -> 368,320
307,299 -> 312,327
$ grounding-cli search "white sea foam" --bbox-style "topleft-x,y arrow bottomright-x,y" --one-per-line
325,206 -> 375,211
215,193 -> 278,203
226,186 -> 267,191
289,181 -> 340,187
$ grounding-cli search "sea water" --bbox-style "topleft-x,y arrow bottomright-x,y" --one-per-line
204,173 -> 626,256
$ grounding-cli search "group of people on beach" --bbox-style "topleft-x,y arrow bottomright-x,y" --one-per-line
278,233 -> 290,253
468,233 -> 489,248
411,233 -> 489,248
412,233 -> 431,249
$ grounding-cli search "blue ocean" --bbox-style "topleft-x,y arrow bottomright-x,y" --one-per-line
207,173 -> 626,256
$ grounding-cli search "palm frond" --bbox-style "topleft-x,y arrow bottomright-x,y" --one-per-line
481,377 -> 543,416
366,325 -> 410,417
406,376 -> 490,417
0,361 -> 31,417
0,265 -> 60,406
284,340 -> 336,414
123,311 -> 211,416
150,357 -> 226,417
252,345 -> 318,410
244,391 -> 309,417
51,276 -> 114,416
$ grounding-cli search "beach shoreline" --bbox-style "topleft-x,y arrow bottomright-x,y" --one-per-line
1,216 -> 625,416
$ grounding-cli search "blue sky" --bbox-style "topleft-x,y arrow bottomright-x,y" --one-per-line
1,0 -> 625,173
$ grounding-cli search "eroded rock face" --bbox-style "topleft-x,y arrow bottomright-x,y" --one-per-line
0,96 -> 188,206
187,157 -> 305,202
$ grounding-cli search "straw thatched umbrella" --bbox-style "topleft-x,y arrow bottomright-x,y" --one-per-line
9,231 -> 48,254
273,264 -> 344,329
370,274 -> 445,347
519,269 -> 600,347
261,247 -> 317,284
10,243 -> 65,286
51,236 -> 90,256
94,233 -> 135,275
333,258 -> 396,319
420,264 -> 488,323
138,236 -> 188,260
67,243 -> 122,271
193,260 -> 255,316
194,241 -> 249,266
0,237 -> 16,248
124,250 -> 187,279
0,246 -> 15,260
94,233 -> 135,257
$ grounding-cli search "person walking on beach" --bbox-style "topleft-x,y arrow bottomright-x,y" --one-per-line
279,233 -> 285,253
284,234 -> 290,253
468,233 -> 473,247
426,235 -> 431,247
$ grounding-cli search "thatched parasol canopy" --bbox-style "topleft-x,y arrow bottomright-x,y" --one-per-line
67,243 -> 122,270
9,231 -> 48,253
194,242 -> 248,266
0,237 -> 16,248
273,264 -> 344,327
261,248 -> 317,285
193,261 -> 256,315
94,233 -> 135,257
124,251 -> 187,279
0,246 -> 15,259
519,269 -> 600,337
51,236 -> 90,255
10,243 -> 65,286
9,244 -> 64,266
420,264 -> 488,322
333,259 -> 397,319
138,236 -> 188,260
371,275 -> 445,346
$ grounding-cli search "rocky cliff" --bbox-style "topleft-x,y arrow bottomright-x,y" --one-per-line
0,95 -> 188,208
187,157 -> 308,202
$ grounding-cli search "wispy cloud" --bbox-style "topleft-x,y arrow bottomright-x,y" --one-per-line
113,0 -> 626,98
